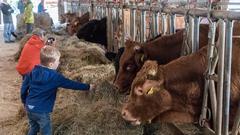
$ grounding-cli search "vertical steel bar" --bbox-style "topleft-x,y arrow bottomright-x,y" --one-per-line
189,16 -> 194,53
151,12 -> 158,37
120,2 -> 125,48
107,1 -> 114,51
222,20 -> 233,135
130,4 -> 136,41
169,14 -> 176,34
209,22 -> 217,131
161,14 -> 167,35
140,10 -> 146,43
193,17 -> 200,52
90,0 -> 95,19
155,12 -> 159,36
199,22 -> 217,130
216,19 -> 225,135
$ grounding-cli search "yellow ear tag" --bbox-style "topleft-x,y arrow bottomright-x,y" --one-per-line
147,87 -> 155,95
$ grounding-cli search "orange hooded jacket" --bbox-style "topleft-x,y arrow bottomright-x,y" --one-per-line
16,35 -> 44,75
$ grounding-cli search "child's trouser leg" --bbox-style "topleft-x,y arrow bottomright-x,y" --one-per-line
27,112 -> 40,135
27,112 -> 52,135
38,113 -> 52,135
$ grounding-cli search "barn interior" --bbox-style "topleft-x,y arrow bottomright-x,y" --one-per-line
0,0 -> 240,135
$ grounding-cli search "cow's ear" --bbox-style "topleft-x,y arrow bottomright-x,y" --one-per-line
134,45 -> 146,66
134,53 -> 146,67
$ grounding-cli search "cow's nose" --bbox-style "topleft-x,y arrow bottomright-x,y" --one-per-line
134,87 -> 144,96
122,110 -> 126,117
121,109 -> 130,120
113,83 -> 120,90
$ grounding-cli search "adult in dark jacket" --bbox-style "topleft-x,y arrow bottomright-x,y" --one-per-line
0,0 -> 15,43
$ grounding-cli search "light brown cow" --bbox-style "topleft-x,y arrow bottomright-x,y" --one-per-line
121,38 -> 240,127
66,12 -> 90,35
60,12 -> 77,23
114,24 -> 211,93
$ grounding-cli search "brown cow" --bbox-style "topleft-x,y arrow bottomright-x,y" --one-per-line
121,38 -> 240,127
66,12 -> 90,36
59,12 -> 77,24
114,24 -> 211,93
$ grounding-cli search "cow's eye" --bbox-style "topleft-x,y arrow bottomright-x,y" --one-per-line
126,65 -> 135,72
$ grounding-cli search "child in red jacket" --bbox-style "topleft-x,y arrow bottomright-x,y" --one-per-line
16,28 -> 54,77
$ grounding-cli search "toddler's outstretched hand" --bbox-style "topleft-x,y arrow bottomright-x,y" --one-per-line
89,84 -> 96,93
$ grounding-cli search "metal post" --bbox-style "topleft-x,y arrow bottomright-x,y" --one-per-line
107,1 -> 114,51
189,16 -> 194,53
222,20 -> 233,135
120,2 -> 125,48
216,19 -> 226,135
208,22 -> 217,131
169,14 -> 176,34
161,14 -> 167,35
151,11 -> 159,38
193,17 -> 200,52
199,21 -> 217,131
140,9 -> 146,43
90,0 -> 95,19
130,2 -> 136,41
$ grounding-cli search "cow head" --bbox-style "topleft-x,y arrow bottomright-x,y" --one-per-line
60,12 -> 77,23
114,40 -> 147,93
77,20 -> 98,40
66,17 -> 79,35
76,17 -> 107,48
67,12 -> 90,36
121,61 -> 172,125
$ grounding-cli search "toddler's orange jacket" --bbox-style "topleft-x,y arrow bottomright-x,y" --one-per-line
16,35 -> 44,75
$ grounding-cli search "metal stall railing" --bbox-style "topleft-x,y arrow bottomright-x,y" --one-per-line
74,1 -> 240,134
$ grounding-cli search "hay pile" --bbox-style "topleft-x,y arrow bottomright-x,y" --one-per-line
58,37 -> 109,73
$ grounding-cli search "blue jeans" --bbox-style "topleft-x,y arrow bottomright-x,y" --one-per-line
3,23 -> 14,42
27,111 -> 52,135
26,23 -> 33,34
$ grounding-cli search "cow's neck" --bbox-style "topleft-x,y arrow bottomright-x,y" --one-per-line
163,46 -> 207,85
160,46 -> 208,116
143,30 -> 184,64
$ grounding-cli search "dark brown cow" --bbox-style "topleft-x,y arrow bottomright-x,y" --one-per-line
66,12 -> 90,36
114,24 -> 211,93
121,38 -> 240,127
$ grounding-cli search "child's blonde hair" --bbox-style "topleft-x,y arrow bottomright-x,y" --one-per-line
40,46 -> 60,67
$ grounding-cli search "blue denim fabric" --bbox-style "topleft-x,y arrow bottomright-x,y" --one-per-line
26,23 -> 33,34
27,111 -> 52,135
3,23 -> 14,42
